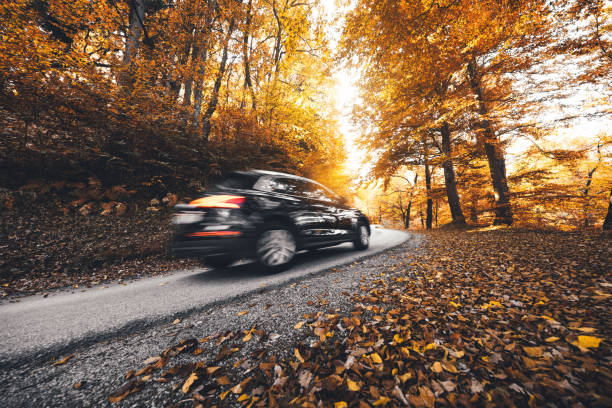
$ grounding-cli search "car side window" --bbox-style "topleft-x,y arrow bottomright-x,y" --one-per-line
302,181 -> 334,202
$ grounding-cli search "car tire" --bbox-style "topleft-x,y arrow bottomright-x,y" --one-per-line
202,255 -> 235,269
255,223 -> 296,273
353,223 -> 370,250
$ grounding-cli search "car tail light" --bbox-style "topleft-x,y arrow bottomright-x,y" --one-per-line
189,195 -> 245,209
185,231 -> 242,237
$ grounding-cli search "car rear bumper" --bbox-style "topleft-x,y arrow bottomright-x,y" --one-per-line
171,234 -> 257,258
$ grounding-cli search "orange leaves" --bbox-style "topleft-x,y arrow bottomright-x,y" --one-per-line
52,355 -> 73,366
181,373 -> 198,394
105,231 -> 610,407
523,346 -> 544,358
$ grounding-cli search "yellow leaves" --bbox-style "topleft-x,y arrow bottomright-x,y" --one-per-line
294,348 -> 305,363
545,336 -> 560,342
347,378 -> 361,391
243,327 -> 255,342
431,361 -> 443,373
294,321 -> 305,330
576,327 -> 596,333
523,346 -> 544,358
369,352 -> 383,364
236,310 -> 248,316
393,334 -> 404,344
423,343 -> 437,352
373,396 -> 391,406
572,335 -> 602,350
398,372 -> 412,383
442,361 -> 458,373
181,373 -> 198,394
334,402 -> 348,408
220,390 -> 230,400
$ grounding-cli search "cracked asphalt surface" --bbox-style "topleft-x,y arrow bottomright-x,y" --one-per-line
0,229 -> 422,407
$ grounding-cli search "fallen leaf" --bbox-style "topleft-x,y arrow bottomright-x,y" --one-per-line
182,372 -> 198,394
572,335 -> 602,349
294,321 -> 305,329
52,355 -> 73,366
347,378 -> 361,391
237,310 -> 248,316
523,346 -> 543,358
577,327 -> 596,333
440,380 -> 456,392
370,352 -> 383,364
373,396 -> 391,406
294,348 -> 305,363
471,379 -> 484,394
431,361 -> 443,373
108,380 -> 142,403
143,356 -> 160,365
172,319 -> 180,324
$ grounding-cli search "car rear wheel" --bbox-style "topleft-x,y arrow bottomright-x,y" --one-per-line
353,223 -> 369,250
202,255 -> 235,269
255,224 -> 296,272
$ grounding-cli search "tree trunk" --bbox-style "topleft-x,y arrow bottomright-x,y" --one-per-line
583,165 -> 598,228
467,58 -> 513,225
405,201 -> 412,229
192,42 -> 207,119
425,158 -> 433,230
201,19 -> 236,142
272,2 -> 283,75
603,188 -> 612,231
242,0 -> 257,110
192,1 -> 215,121
440,122 -> 466,224
121,0 -> 145,87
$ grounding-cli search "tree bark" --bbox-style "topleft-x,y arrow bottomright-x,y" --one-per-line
440,122 -> 466,224
272,1 -> 283,75
603,188 -> 612,231
424,155 -> 433,230
405,201 -> 412,229
241,0 -> 257,110
467,58 -> 513,225
201,19 -> 236,142
121,0 -> 145,87
583,164 -> 598,228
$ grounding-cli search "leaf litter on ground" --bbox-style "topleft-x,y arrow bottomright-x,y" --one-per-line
108,230 -> 611,407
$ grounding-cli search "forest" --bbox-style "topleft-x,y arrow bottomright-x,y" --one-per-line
0,0 -> 611,249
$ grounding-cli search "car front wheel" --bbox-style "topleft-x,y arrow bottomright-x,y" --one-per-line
255,224 -> 296,272
353,223 -> 370,250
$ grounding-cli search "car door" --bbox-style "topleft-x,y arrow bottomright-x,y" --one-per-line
299,180 -> 347,242
271,177 -> 331,245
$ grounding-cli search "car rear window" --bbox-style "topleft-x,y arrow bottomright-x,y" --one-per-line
210,173 -> 258,191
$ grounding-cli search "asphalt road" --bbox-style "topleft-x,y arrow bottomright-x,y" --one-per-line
0,227 -> 409,366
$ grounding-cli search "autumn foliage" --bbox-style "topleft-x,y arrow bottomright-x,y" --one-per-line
0,0 -> 347,212
341,0 -> 611,230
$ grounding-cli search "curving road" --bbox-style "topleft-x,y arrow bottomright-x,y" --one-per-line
0,227 -> 409,366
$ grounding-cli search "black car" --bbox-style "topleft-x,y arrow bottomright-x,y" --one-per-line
171,170 -> 370,272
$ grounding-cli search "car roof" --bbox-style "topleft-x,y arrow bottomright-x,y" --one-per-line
237,169 -> 307,181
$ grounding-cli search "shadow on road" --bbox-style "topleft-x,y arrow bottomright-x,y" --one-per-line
183,243 -> 356,283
